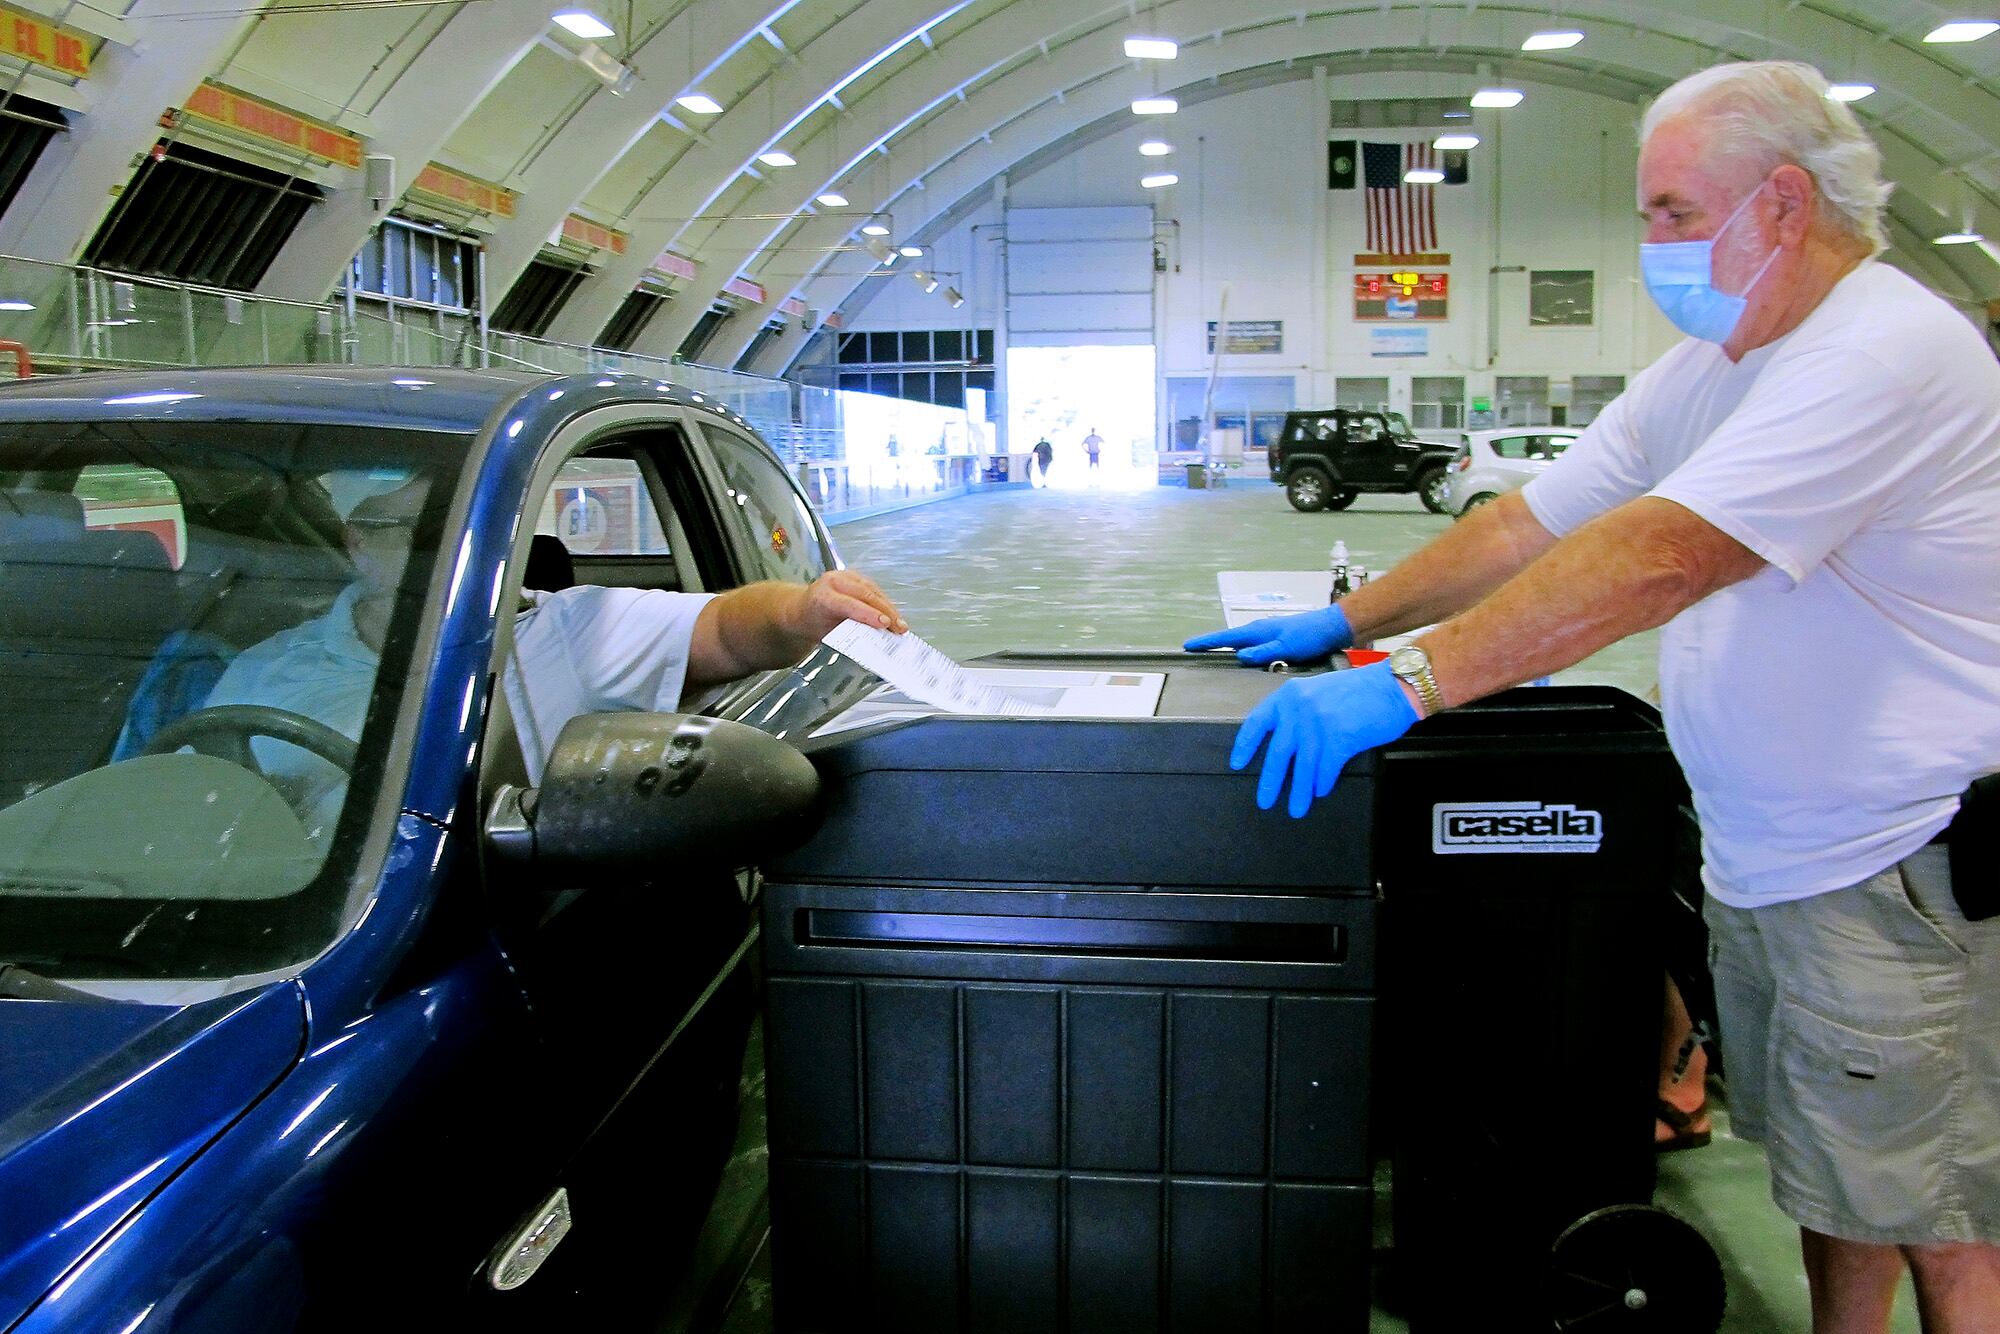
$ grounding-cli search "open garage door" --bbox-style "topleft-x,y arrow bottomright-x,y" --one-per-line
1004,205 -> 1154,347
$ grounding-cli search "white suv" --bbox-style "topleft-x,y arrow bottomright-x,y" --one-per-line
1442,428 -> 1580,517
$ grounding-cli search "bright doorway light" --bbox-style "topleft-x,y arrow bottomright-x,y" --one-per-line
1141,173 -> 1179,188
1132,97 -> 1178,115
1826,83 -> 1876,102
676,94 -> 723,114
1433,134 -> 1480,150
1470,88 -> 1525,108
1007,345 -> 1159,492
758,150 -> 796,167
1924,21 -> 1997,42
1521,30 -> 1583,50
1124,37 -> 1178,59
552,10 -> 613,39
1139,140 -> 1174,156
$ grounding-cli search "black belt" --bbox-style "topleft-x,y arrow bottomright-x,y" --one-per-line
1930,823 -> 1953,846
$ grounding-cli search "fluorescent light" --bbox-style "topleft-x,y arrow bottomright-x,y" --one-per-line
1139,140 -> 1174,156
1123,37 -> 1178,59
1403,168 -> 1445,184
676,94 -> 723,114
0,300 -> 33,311
758,150 -> 796,167
1433,134 -> 1480,150
1521,30 -> 1583,50
1141,172 -> 1179,188
1826,83 -> 1876,102
861,221 -> 890,236
552,10 -> 613,39
1924,20 -> 1998,42
1442,109 -> 1472,119
1934,231 -> 1985,245
816,192 -> 849,207
1132,97 -> 1178,115
899,245 -> 924,257
1470,88 -> 1525,108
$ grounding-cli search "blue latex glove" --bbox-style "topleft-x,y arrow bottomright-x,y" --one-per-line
1232,663 -> 1420,818
1183,604 -> 1353,666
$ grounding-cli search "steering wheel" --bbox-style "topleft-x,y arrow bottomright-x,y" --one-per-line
140,704 -> 359,777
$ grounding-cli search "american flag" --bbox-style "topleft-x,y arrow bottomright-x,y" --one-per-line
1363,141 -> 1438,255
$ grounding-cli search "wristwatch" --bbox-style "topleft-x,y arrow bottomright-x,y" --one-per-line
1387,644 -> 1444,717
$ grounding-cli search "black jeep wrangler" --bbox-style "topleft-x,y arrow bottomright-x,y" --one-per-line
1269,407 -> 1459,513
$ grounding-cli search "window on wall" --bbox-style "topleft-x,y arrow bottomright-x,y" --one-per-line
1334,378 -> 1390,411
85,142 -> 324,291
1411,376 -> 1465,430
678,306 -> 730,362
1529,271 -> 1595,327
833,327 -> 996,410
600,289 -> 668,351
1571,374 -> 1626,426
348,215 -> 480,313
1495,376 -> 1551,426
0,97 -> 65,223
490,258 -> 587,337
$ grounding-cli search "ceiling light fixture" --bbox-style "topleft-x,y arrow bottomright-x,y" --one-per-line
0,300 -> 33,311
1139,140 -> 1174,156
817,192 -> 849,207
1403,168 -> 1445,184
1124,37 -> 1178,59
676,94 -> 723,114
1923,20 -> 1997,43
1433,134 -> 1480,150
1470,88 -> 1525,108
1934,230 -> 1985,244
758,150 -> 796,167
861,220 -> 891,236
1141,172 -> 1179,188
1826,83 -> 1876,102
899,245 -> 924,257
552,10 -> 613,39
1132,97 -> 1178,115
1521,30 -> 1583,50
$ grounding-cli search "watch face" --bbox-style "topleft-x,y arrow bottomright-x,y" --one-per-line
1388,645 -> 1427,676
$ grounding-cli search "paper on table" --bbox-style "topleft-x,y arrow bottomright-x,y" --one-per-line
822,620 -> 1056,716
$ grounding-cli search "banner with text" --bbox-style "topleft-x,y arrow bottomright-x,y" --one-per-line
0,6 -> 87,77
183,83 -> 362,168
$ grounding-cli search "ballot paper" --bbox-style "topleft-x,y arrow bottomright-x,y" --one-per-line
816,621 -> 1165,738
1215,570 -> 1334,629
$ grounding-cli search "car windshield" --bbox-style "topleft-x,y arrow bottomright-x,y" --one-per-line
1383,412 -> 1416,440
0,419 -> 467,983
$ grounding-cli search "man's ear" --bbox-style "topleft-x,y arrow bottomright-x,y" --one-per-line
1771,164 -> 1815,245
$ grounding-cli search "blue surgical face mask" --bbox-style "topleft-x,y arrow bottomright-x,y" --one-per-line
1640,180 -> 1781,343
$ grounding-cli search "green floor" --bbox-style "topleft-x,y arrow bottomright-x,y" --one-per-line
694,482 -> 1920,1332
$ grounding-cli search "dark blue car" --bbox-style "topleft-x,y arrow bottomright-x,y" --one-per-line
0,368 -> 861,1330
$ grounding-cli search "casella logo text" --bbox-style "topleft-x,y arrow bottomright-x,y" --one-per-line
1432,801 -> 1605,855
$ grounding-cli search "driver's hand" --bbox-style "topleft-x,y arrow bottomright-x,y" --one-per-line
797,569 -> 907,639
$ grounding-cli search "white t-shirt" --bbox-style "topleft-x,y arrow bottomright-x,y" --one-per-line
1522,260 -> 2000,906
204,584 -> 716,826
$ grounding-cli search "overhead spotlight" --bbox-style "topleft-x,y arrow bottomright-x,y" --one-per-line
922,276 -> 941,294
1140,172 -> 1179,188
1139,140 -> 1174,156
1433,133 -> 1480,150
862,237 -> 895,262
861,219 -> 891,236
1123,37 -> 1178,59
758,150 -> 797,167
1826,83 -> 1876,101
1470,88 -> 1525,108
552,10 -> 613,38
1934,231 -> 1985,244
942,287 -> 965,309
1924,20 -> 1997,42
676,94 -> 723,114
578,42 -> 634,90
1521,30 -> 1583,50
899,245 -> 924,257
817,192 -> 849,207
1132,97 -> 1178,115
1403,168 -> 1445,184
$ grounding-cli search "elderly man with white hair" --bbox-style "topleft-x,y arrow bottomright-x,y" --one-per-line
1187,60 -> 2000,1330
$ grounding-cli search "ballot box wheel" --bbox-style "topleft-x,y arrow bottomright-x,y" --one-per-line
1548,1204 -> 1725,1333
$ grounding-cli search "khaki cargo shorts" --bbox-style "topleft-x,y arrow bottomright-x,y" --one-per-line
1703,844 -> 2000,1246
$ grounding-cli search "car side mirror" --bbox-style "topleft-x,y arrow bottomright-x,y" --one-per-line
484,712 -> 821,878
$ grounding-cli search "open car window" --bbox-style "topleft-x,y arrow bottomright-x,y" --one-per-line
0,420 -> 468,984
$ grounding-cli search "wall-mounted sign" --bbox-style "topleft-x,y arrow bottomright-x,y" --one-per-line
722,275 -> 766,303
182,83 -> 362,168
1354,271 -> 1448,321
0,6 -> 87,77
654,252 -> 699,282
410,163 -> 515,218
561,214 -> 627,255
1370,327 -> 1429,358
1205,318 -> 1283,354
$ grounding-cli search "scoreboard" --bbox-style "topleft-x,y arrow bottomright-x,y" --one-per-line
1354,270 -> 1449,321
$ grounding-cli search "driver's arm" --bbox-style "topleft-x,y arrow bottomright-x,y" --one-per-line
684,570 -> 906,689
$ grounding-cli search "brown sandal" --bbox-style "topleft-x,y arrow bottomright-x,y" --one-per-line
1655,1097 -> 1712,1153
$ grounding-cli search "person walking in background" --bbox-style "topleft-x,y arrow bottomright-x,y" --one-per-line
1031,436 -> 1054,488
1083,427 -> 1103,472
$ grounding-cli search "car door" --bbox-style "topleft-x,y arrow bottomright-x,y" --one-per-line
474,410 -> 764,1317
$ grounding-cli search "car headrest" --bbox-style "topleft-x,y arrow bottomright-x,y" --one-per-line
0,490 -> 87,542
523,533 -> 575,592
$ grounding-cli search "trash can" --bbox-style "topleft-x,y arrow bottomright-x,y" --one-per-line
1184,462 -> 1209,489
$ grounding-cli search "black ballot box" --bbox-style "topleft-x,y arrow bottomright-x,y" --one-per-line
757,652 -> 1689,1334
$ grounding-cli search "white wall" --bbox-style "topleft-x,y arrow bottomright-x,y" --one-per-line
844,73 -> 1696,441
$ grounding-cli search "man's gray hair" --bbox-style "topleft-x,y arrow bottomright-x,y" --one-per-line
1641,61 -> 1891,255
